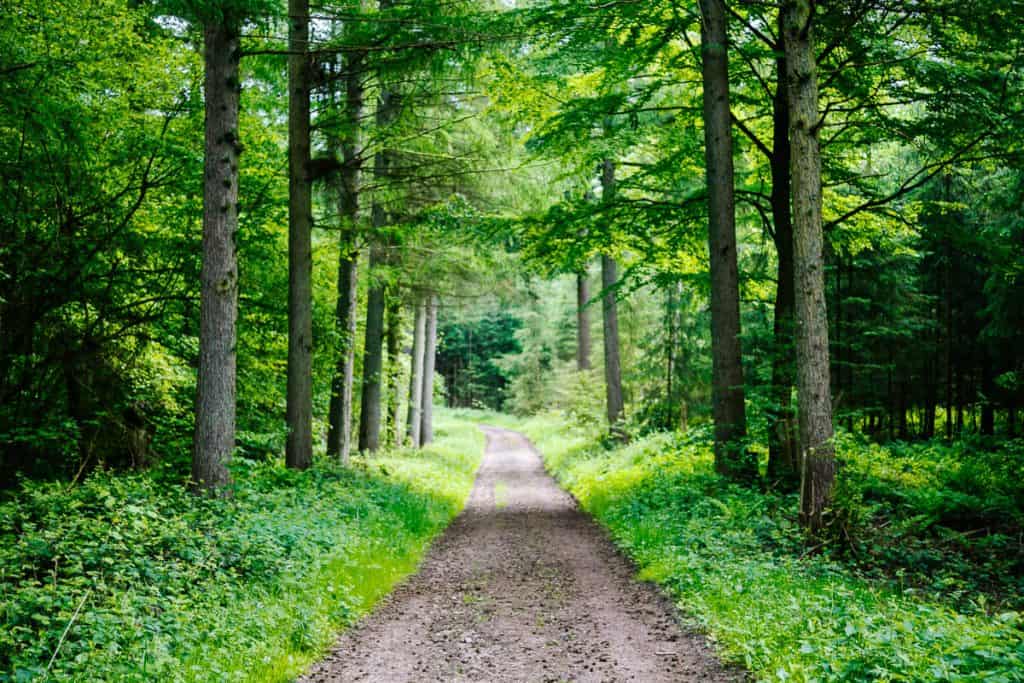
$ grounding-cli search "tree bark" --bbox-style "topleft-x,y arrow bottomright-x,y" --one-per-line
327,51 -> 365,465
766,23 -> 798,485
285,0 -> 313,470
406,296 -> 426,446
599,159 -> 626,437
576,269 -> 592,371
385,290 -> 402,446
420,294 -> 438,445
192,21 -> 240,493
699,0 -> 752,480
784,0 -> 836,533
358,246 -> 386,452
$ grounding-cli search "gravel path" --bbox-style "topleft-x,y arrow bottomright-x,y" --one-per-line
300,427 -> 741,682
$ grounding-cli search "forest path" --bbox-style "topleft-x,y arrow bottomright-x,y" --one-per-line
299,427 -> 739,682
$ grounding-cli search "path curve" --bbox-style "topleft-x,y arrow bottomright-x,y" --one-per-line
300,427 -> 740,682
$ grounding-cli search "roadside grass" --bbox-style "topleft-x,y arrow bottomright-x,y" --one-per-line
0,410 -> 483,682
509,411 -> 1024,682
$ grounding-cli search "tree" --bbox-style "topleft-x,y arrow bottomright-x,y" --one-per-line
784,0 -> 835,532
406,295 -> 427,446
600,160 -> 625,436
286,0 -> 313,469
698,0 -> 754,481
326,47 -> 366,464
420,294 -> 438,445
576,268 -> 592,371
193,16 -> 242,492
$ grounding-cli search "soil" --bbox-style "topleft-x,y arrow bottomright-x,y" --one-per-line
299,427 -> 742,682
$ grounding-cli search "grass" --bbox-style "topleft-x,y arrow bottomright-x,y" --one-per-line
0,409 -> 484,682
509,411 -> 1024,682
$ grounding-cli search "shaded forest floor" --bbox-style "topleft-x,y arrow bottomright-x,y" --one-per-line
0,412 -> 484,682
495,412 -> 1024,681
301,427 -> 738,682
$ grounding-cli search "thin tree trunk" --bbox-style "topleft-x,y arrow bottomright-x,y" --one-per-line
406,296 -> 426,446
602,254 -> 625,434
286,0 -> 313,469
358,12 -> 399,452
767,23 -> 798,485
577,269 -> 592,371
358,246 -> 386,452
385,291 -> 402,446
420,294 -> 438,445
981,349 -> 995,436
665,283 -> 677,431
600,159 -> 626,438
784,0 -> 836,533
192,21 -> 240,493
327,50 -> 365,465
699,0 -> 751,480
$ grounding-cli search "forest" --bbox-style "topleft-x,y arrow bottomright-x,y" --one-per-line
1,0 -> 1022,680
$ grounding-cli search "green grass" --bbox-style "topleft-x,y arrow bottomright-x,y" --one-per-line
511,411 -> 1024,682
0,410 -> 484,682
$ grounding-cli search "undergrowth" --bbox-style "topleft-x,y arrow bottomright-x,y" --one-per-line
514,411 -> 1024,682
0,410 -> 483,682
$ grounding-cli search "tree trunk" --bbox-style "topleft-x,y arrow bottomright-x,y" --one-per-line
577,269 -> 592,371
600,159 -> 626,438
286,0 -> 313,470
981,349 -> 995,436
327,50 -> 365,465
358,247 -> 386,452
699,0 -> 751,480
420,294 -> 438,445
766,24 -> 798,485
665,283 -> 677,431
358,15 -> 399,452
192,21 -> 240,493
385,291 -> 402,446
784,0 -> 836,533
406,296 -> 426,446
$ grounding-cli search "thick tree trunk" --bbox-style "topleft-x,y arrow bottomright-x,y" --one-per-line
358,246 -> 386,452
420,294 -> 438,445
327,51 -> 365,465
766,26 -> 798,485
385,291 -> 402,446
406,296 -> 426,446
576,269 -> 592,371
286,0 -> 313,469
784,0 -> 836,533
192,21 -> 240,493
699,0 -> 751,480
600,159 -> 626,437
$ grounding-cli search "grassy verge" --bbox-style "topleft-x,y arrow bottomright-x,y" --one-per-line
509,412 -> 1024,682
0,409 -> 483,682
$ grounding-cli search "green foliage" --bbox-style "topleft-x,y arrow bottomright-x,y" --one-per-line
514,413 -> 1024,682
0,411 -> 483,682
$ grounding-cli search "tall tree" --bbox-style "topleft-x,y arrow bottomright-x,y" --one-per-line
384,291 -> 403,446
285,0 -> 313,469
406,295 -> 427,446
420,294 -> 438,445
784,0 -> 835,532
576,268 -> 592,371
193,17 -> 241,492
326,49 -> 366,464
600,159 -> 625,436
698,0 -> 753,481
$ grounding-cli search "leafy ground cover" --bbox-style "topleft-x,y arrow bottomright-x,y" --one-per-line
510,412 -> 1024,682
0,410 -> 483,682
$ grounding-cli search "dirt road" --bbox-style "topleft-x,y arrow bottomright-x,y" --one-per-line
300,427 -> 739,682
